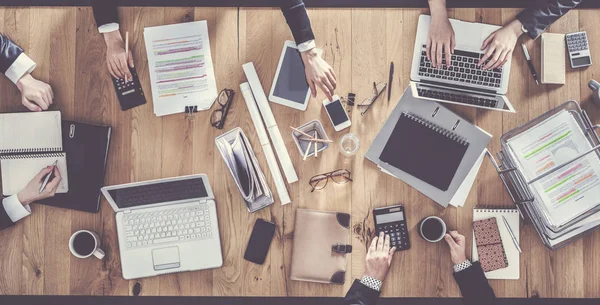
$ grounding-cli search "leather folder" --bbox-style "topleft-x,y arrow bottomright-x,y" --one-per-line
290,209 -> 352,284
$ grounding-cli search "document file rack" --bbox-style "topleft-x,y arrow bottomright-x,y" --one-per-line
486,101 -> 600,250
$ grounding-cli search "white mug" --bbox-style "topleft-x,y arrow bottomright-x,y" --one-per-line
69,230 -> 105,259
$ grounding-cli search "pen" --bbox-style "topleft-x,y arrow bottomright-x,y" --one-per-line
125,31 -> 129,83
502,215 -> 522,253
39,160 -> 58,194
521,43 -> 539,86
387,62 -> 394,101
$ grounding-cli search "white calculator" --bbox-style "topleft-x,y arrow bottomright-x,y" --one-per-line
566,31 -> 592,69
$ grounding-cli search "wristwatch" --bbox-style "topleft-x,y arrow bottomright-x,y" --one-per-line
521,24 -> 529,34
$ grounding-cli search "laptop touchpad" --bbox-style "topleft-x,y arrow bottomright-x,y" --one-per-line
152,247 -> 181,271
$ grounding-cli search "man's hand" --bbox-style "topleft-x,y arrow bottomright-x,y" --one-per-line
364,232 -> 396,281
103,30 -> 133,80
16,73 -> 54,112
478,19 -> 523,70
17,166 -> 61,206
444,230 -> 467,265
427,0 -> 454,69
300,48 -> 337,101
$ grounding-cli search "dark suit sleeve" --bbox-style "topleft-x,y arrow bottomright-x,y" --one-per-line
453,262 -> 496,305
517,0 -> 583,40
341,280 -> 381,305
280,0 -> 316,45
0,201 -> 16,231
0,33 -> 25,75
91,0 -> 119,28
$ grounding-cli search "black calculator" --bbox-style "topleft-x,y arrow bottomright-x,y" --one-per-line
112,67 -> 146,111
373,205 -> 410,251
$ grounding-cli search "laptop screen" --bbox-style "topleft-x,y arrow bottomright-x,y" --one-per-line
108,178 -> 208,209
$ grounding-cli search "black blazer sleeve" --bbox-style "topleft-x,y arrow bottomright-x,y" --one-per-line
91,0 -> 119,29
453,262 -> 496,305
517,0 -> 583,40
0,201 -> 16,231
280,0 -> 316,45
0,33 -> 25,76
341,280 -> 381,305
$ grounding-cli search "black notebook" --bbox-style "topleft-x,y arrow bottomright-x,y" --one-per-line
379,112 -> 469,191
39,121 -> 111,213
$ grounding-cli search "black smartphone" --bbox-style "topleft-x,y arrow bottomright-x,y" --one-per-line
244,219 -> 276,265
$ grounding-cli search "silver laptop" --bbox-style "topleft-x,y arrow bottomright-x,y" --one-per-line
101,174 -> 223,280
410,14 -> 515,113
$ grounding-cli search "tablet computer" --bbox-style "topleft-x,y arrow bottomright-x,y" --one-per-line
269,41 -> 311,111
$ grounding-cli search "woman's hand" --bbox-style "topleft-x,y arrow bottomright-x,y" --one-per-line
17,166 -> 62,206
16,73 -> 54,112
427,0 -> 455,68
103,30 -> 134,80
300,48 -> 337,101
478,19 -> 523,70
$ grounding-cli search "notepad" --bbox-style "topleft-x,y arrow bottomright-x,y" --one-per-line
1,153 -> 69,196
379,112 -> 469,191
472,207 -> 520,280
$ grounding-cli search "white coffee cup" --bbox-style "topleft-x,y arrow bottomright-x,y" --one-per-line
69,230 -> 105,259
418,216 -> 447,243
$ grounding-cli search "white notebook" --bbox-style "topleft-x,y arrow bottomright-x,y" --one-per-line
1,153 -> 69,196
0,111 -> 62,153
472,207 -> 520,280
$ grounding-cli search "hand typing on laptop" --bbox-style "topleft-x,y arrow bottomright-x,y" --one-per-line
479,20 -> 523,70
426,0 -> 455,69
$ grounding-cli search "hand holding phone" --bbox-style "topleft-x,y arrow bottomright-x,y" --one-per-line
244,219 -> 276,265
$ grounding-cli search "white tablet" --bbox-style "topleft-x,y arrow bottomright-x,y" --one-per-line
269,40 -> 311,111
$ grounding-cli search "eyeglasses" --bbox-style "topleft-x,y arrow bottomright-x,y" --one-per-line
210,89 -> 235,129
357,82 -> 387,116
309,169 -> 353,192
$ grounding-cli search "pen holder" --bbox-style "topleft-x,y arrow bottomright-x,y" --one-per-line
292,120 -> 330,158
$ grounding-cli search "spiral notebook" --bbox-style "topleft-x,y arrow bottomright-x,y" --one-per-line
380,112 -> 469,191
472,207 -> 520,280
0,111 -> 69,196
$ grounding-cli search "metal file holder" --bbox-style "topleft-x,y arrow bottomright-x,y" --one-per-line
486,101 -> 600,250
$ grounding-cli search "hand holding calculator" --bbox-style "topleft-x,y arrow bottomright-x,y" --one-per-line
373,205 -> 411,250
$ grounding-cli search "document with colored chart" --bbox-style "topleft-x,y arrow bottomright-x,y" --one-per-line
507,110 -> 600,226
144,21 -> 218,116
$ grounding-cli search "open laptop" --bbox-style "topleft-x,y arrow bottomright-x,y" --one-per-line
101,174 -> 223,280
410,15 -> 515,113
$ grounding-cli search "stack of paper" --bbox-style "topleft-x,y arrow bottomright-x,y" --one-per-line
143,21 -> 218,116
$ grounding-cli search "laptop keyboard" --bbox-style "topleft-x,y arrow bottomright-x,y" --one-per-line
110,178 -> 208,208
418,45 -> 503,89
122,204 -> 213,249
416,88 -> 498,108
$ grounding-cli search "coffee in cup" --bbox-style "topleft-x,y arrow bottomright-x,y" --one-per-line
69,230 -> 105,259
418,216 -> 447,242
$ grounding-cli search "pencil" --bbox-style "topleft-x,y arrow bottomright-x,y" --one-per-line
125,31 -> 129,83
314,131 -> 318,158
298,136 -> 333,144
303,141 -> 312,161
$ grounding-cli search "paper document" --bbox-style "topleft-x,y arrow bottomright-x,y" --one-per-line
508,110 -> 600,226
144,21 -> 218,116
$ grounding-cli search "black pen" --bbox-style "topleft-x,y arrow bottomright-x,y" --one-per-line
387,62 -> 394,101
521,43 -> 540,86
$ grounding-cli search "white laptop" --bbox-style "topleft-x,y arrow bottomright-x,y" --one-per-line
410,14 -> 515,113
101,174 -> 223,280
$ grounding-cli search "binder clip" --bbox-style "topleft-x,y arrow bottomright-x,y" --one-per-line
346,93 -> 356,106
185,106 -> 198,121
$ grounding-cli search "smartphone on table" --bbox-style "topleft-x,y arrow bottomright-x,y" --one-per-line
244,219 -> 276,265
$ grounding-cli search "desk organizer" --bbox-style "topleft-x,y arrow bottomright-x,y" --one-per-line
292,120 -> 330,158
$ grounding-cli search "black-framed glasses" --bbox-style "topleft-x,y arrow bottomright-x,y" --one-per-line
357,82 -> 387,116
309,169 -> 353,192
210,89 -> 235,129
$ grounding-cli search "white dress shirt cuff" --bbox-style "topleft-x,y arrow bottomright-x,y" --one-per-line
2,195 -> 31,223
98,23 -> 120,34
297,39 -> 316,53
5,53 -> 36,85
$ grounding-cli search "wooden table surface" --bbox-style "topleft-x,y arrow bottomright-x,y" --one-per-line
1,6 -> 600,298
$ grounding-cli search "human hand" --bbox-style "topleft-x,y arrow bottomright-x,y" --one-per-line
16,73 -> 54,112
427,0 -> 454,68
364,232 -> 396,281
478,19 -> 523,70
103,30 -> 134,80
444,231 -> 467,265
17,166 -> 61,206
300,48 -> 337,101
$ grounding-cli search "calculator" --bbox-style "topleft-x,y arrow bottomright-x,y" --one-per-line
373,205 -> 410,251
566,31 -> 593,69
112,67 -> 147,111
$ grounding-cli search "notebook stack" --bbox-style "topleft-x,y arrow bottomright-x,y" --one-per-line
366,88 -> 491,208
